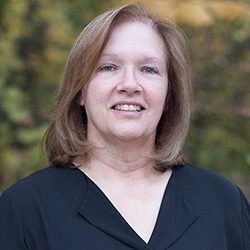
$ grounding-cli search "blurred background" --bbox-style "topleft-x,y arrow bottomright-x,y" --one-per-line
0,0 -> 249,198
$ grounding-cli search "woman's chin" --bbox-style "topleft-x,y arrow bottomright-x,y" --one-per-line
108,129 -> 154,144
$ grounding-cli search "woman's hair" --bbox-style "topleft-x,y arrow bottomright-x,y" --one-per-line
44,3 -> 192,170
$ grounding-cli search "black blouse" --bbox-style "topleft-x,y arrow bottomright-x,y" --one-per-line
0,164 -> 249,250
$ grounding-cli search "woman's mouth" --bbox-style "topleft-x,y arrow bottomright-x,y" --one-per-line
112,104 -> 144,112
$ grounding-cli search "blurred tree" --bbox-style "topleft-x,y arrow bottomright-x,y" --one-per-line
184,17 -> 250,197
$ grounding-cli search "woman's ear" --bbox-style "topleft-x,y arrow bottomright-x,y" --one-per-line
80,89 -> 85,106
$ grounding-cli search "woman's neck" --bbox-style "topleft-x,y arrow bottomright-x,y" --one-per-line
77,137 -> 159,182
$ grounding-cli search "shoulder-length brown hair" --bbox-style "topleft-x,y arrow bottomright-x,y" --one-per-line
44,3 -> 192,170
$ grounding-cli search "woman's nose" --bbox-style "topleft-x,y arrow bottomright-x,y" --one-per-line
116,67 -> 142,95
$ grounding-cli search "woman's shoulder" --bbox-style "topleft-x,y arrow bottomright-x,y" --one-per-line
175,164 -> 240,190
3,165 -> 69,192
173,164 -> 248,209
0,165 -> 87,206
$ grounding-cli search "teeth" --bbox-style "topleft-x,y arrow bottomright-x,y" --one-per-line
113,104 -> 142,112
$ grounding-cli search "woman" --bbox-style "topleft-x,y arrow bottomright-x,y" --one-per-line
0,3 -> 249,250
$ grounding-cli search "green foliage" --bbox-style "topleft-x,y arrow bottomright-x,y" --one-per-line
182,16 -> 250,195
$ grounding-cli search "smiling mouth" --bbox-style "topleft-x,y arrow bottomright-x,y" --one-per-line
112,104 -> 144,112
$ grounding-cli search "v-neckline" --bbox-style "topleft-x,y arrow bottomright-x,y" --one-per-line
77,166 -> 199,249
79,168 -> 173,244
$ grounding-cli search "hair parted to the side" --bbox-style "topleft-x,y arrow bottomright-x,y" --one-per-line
44,3 -> 192,170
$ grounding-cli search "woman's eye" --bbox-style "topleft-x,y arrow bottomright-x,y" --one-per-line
141,66 -> 158,74
99,65 -> 116,72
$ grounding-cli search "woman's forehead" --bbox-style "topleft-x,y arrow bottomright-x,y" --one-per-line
100,21 -> 167,63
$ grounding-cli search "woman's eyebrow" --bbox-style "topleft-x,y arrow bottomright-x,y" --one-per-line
101,53 -> 119,59
143,57 -> 165,64
101,54 -> 165,64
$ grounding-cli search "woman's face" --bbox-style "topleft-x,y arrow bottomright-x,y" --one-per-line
81,21 -> 168,145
